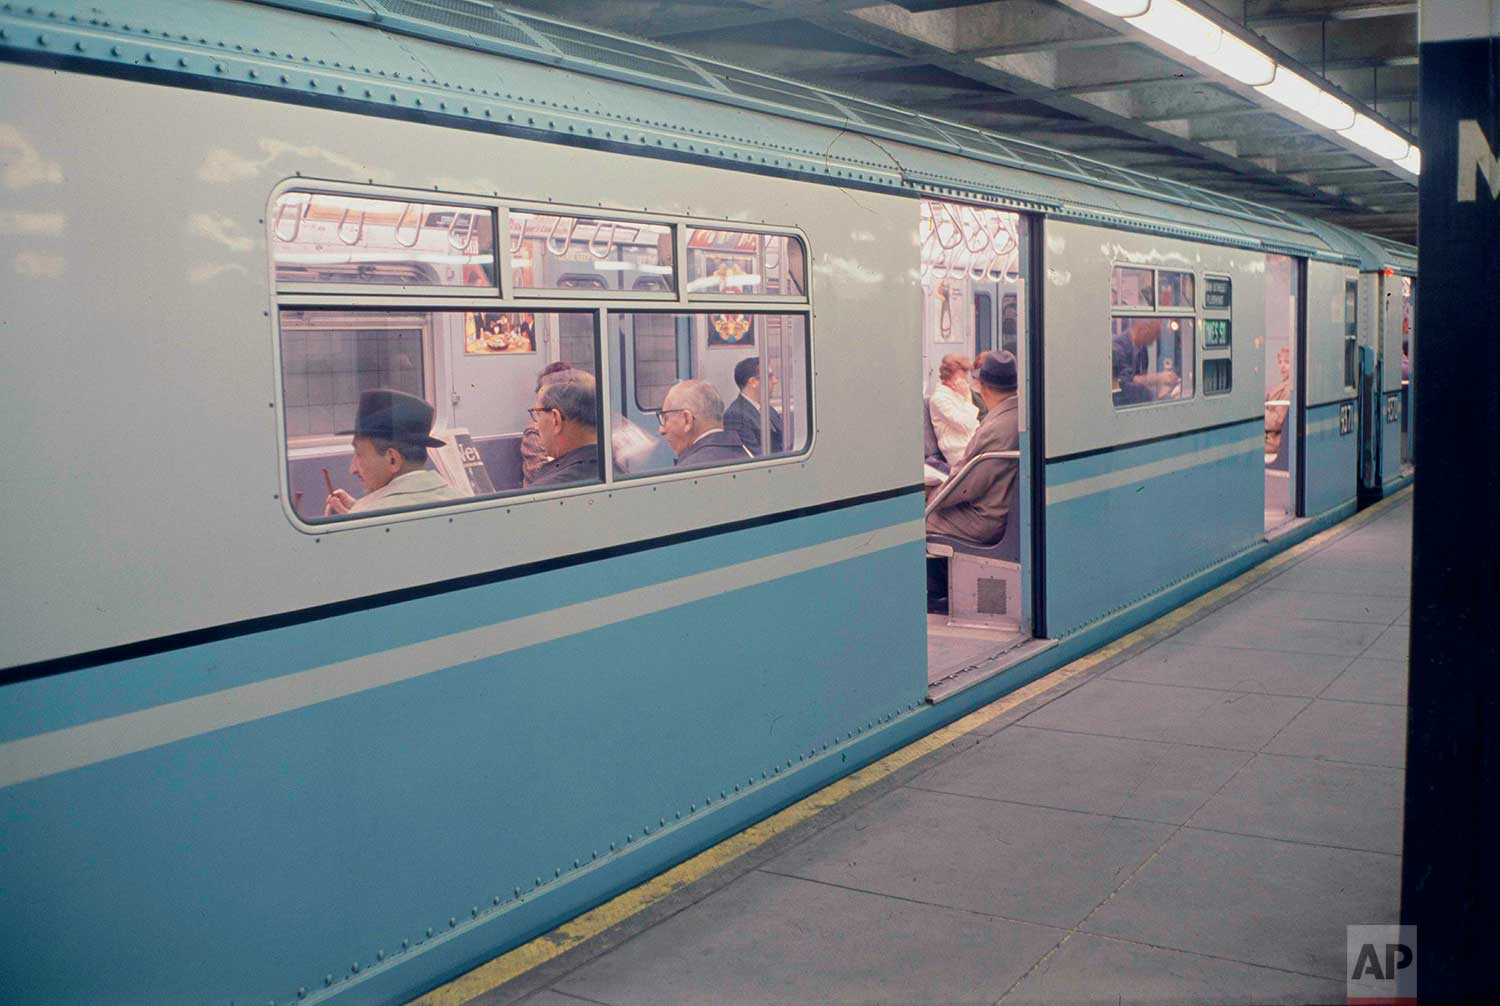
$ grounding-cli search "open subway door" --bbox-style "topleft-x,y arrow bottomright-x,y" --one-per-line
918,199 -> 1042,695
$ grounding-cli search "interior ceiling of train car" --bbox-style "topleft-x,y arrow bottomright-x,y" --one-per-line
506,0 -> 1418,244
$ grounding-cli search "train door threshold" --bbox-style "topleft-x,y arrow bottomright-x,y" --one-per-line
926,623 -> 1056,703
1264,515 -> 1310,544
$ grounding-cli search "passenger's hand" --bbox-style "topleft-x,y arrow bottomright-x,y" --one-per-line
325,489 -> 356,516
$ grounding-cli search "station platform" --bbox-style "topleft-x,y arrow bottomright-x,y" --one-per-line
418,493 -> 1411,1006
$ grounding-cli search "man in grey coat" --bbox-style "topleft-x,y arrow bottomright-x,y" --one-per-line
926,351 -> 1020,546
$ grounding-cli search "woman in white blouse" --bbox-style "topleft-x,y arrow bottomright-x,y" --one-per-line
929,353 -> 980,465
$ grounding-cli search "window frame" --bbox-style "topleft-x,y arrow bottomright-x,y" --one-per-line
1109,263 -> 1200,411
267,180 -> 815,533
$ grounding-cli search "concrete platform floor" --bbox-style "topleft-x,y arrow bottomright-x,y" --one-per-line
445,495 -> 1412,1006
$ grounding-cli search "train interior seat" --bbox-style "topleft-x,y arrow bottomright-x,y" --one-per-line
926,456 -> 1022,631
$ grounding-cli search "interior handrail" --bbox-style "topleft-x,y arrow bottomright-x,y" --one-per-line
447,209 -> 478,251
925,449 -> 1020,518
546,214 -> 577,256
393,202 -> 424,248
587,219 -> 618,260
336,206 -> 367,246
273,195 -> 307,243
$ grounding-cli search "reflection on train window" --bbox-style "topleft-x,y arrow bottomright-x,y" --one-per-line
685,228 -> 807,298
1110,266 -> 1155,308
509,211 -> 675,293
1157,270 -> 1195,309
279,308 -> 601,521
1343,279 -> 1358,390
612,313 -> 809,476
272,192 -> 496,287
1111,316 -> 1195,409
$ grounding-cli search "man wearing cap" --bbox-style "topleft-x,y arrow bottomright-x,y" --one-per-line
325,389 -> 464,516
926,351 -> 1021,545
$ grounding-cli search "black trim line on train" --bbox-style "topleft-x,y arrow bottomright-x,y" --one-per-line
1026,217 -> 1048,638
1045,415 -> 1263,466
1295,256 -> 1310,518
0,484 -> 925,687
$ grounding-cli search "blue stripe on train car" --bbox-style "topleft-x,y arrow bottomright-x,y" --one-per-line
1043,419 -> 1265,637
1305,400 -> 1359,518
0,494 -> 926,1006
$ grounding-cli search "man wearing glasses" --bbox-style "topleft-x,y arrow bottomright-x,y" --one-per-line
658,379 -> 751,469
528,371 -> 601,488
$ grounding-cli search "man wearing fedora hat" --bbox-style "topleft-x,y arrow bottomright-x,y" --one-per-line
325,389 -> 464,516
926,350 -> 1021,546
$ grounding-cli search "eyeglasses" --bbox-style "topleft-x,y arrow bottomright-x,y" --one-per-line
656,408 -> 688,425
526,406 -> 560,421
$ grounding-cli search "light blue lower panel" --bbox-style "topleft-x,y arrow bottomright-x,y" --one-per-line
0,495 -> 926,1006
1305,400 -> 1357,518
1044,421 -> 1265,637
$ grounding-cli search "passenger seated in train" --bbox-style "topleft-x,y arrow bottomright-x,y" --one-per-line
926,351 -> 1020,546
658,379 -> 752,468
1113,318 -> 1181,399
723,357 -> 784,456
324,389 -> 464,515
929,353 -> 980,464
1265,345 -> 1291,458
1111,344 -> 1152,407
971,351 -> 991,420
521,361 -> 582,486
529,371 -> 601,488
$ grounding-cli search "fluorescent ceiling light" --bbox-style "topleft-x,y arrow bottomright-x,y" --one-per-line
1256,68 -> 1356,131
1129,0 -> 1222,58
1210,31 -> 1276,86
1395,147 -> 1422,175
1077,0 -> 1151,15
1343,113 -> 1411,160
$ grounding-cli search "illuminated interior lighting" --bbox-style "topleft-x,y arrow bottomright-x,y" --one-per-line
1395,147 -> 1422,175
1209,31 -> 1276,86
1342,113 -> 1411,161
1128,0 -> 1222,58
1076,0 -> 1152,16
1256,68 -> 1356,131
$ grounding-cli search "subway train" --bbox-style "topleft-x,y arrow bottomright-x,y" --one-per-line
0,2 -> 1416,1004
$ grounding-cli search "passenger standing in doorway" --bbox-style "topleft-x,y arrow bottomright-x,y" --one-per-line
659,379 -> 751,468
324,389 -> 463,515
529,371 -> 601,488
926,351 -> 1020,546
722,357 -> 784,456
1265,345 -> 1292,458
930,353 -> 980,465
521,361 -> 581,487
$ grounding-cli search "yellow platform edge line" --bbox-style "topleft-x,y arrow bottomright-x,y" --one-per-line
412,488 -> 1410,1006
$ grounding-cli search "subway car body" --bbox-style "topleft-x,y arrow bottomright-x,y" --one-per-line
0,3 -> 1415,1004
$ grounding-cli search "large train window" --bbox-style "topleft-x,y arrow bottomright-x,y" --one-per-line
272,193 -> 496,288
612,312 -> 810,476
1111,317 -> 1195,408
271,187 -> 813,528
685,228 -> 807,298
510,211 -> 675,294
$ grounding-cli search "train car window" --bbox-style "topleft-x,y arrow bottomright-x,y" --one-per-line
509,211 -> 675,294
1204,358 -> 1232,396
1343,279 -> 1358,390
612,312 -> 810,476
685,229 -> 807,298
1110,317 -> 1195,409
1110,266 -> 1155,308
279,308 -> 602,522
1158,270 -> 1195,309
272,192 -> 496,288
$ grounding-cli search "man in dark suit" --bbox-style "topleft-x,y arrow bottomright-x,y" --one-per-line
722,357 -> 784,456
659,379 -> 751,469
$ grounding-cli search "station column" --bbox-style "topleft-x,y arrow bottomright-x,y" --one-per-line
1402,2 -> 1500,1001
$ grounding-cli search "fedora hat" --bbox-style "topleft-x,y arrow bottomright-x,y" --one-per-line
339,388 -> 445,448
977,350 -> 1018,391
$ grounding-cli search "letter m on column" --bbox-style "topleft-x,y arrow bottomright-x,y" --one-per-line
1457,120 -> 1500,201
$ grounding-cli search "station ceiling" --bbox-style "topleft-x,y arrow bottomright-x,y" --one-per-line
507,0 -> 1418,244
